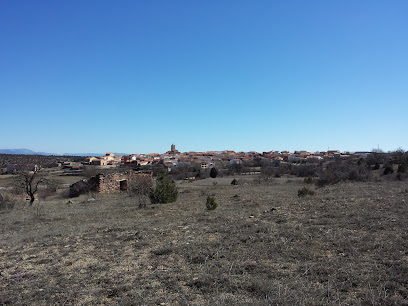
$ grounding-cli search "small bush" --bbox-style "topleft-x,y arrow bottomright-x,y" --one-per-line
298,187 -> 315,198
357,158 -> 366,167
206,196 -> 217,210
373,162 -> 381,170
398,163 -> 407,173
383,165 -> 394,175
231,179 -> 238,185
149,173 -> 178,204
0,194 -> 15,211
210,167 -> 218,178
304,177 -> 315,184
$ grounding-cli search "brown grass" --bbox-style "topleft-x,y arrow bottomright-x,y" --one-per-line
0,176 -> 407,305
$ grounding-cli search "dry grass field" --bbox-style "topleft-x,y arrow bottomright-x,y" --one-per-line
1,176 -> 407,305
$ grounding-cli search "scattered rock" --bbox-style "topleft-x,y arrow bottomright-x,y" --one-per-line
87,198 -> 95,202
231,195 -> 240,201
263,208 -> 276,213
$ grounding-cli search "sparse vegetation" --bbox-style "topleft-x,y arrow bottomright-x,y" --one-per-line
1,177 -> 407,304
290,163 -> 320,177
317,160 -> 370,187
0,153 -> 86,170
1,150 -> 408,304
0,173 -> 407,305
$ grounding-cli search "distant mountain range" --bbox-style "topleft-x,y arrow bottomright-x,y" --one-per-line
63,153 -> 128,157
0,149 -> 127,157
0,149 -> 49,155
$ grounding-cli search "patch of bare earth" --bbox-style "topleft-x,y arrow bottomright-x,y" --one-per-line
0,177 -> 407,305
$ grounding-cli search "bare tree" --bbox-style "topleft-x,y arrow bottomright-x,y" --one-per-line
390,147 -> 406,165
14,165 -> 45,205
367,148 -> 385,167
128,175 -> 152,208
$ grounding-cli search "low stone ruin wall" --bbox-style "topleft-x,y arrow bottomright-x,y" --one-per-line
69,170 -> 153,197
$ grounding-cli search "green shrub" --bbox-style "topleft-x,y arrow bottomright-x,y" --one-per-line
210,167 -> 218,178
206,195 -> 217,210
304,177 -> 315,184
231,179 -> 238,185
398,163 -> 407,173
373,162 -> 381,170
357,158 -> 366,167
383,165 -> 394,175
298,187 -> 315,198
149,173 -> 178,204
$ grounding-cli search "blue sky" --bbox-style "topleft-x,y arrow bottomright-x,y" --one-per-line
1,1 -> 407,154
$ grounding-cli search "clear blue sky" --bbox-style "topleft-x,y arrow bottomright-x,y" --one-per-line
1,1 -> 407,154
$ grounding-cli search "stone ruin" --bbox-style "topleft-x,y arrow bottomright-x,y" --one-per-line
69,170 -> 153,198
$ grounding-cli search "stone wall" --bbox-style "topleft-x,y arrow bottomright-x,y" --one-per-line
69,175 -> 99,198
69,170 -> 153,196
97,170 -> 153,194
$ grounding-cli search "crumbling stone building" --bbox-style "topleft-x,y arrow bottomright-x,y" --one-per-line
97,170 -> 152,194
69,170 -> 152,197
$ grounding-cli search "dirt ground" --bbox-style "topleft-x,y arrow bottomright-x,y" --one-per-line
0,176 -> 407,305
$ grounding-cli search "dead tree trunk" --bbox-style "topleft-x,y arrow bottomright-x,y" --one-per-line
16,166 -> 43,206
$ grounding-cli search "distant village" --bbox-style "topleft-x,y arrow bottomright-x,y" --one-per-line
83,144 -> 371,171
1,144 -> 380,174
1,145 -> 404,196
